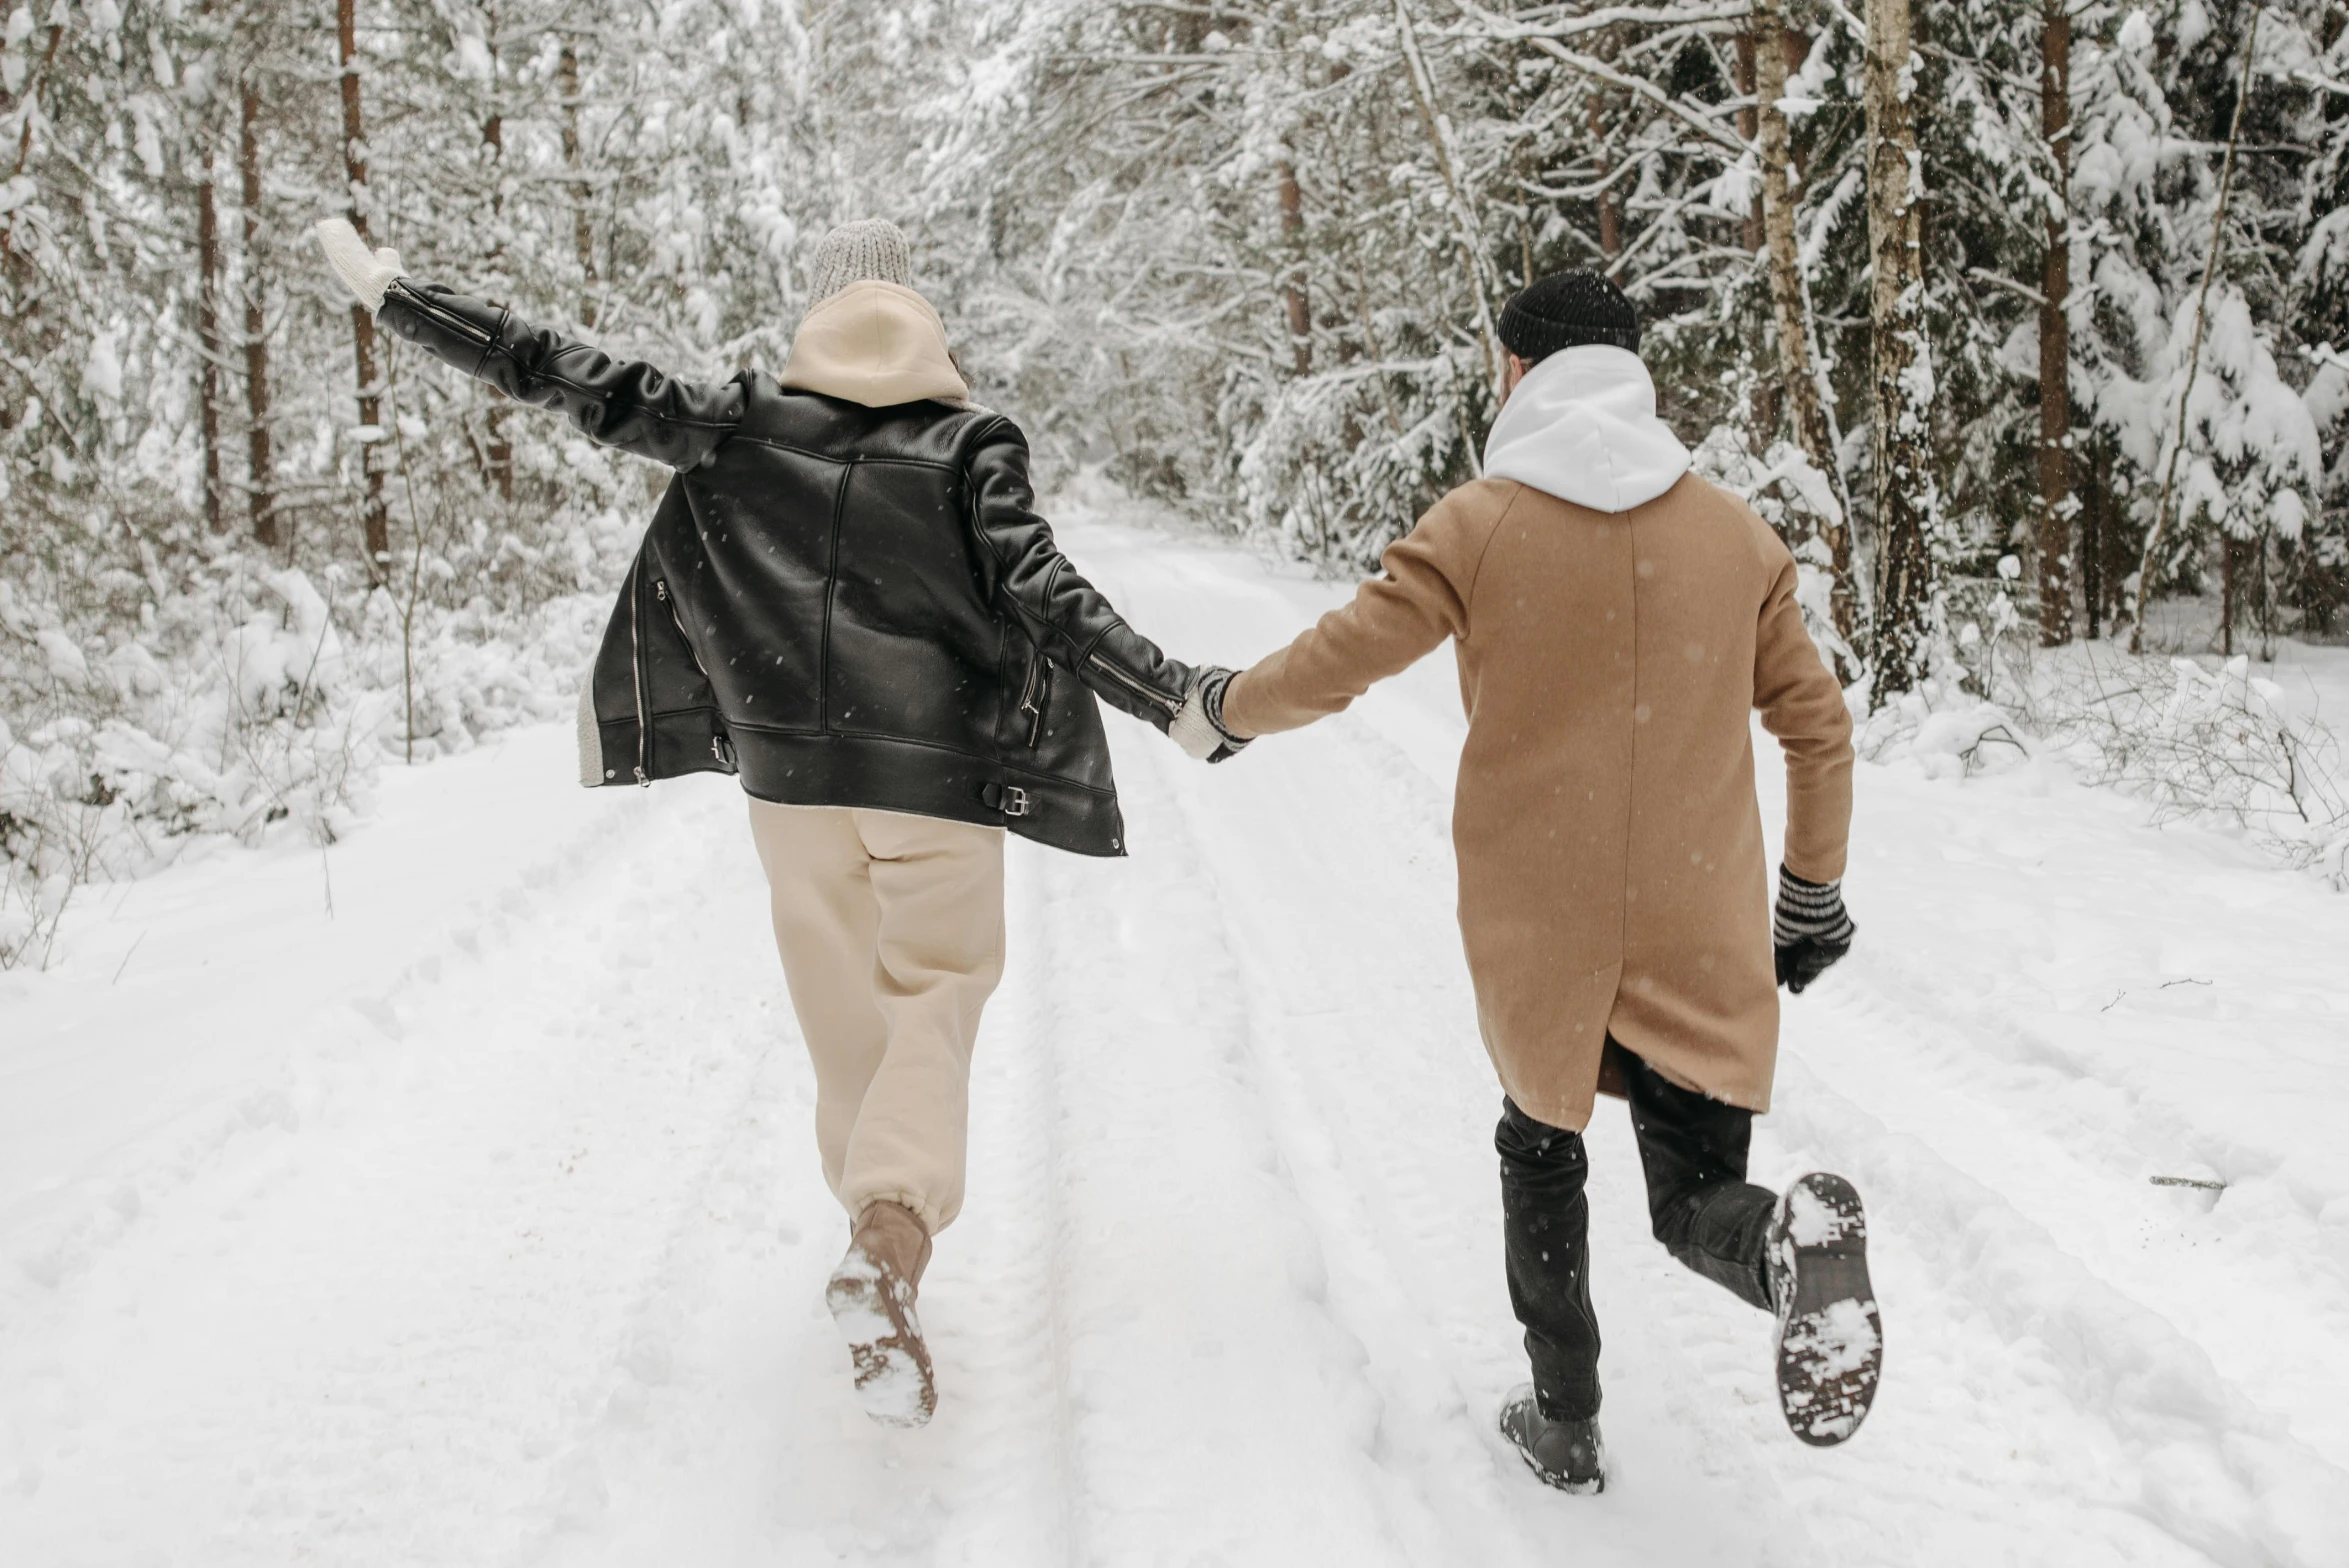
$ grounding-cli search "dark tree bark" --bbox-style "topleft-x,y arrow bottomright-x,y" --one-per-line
558,42 -> 599,327
1735,32 -> 1764,256
239,80 -> 278,547
336,0 -> 389,581
1278,159 -> 1310,375
2095,429 -> 2114,638
197,140 -> 226,534
1735,28 -> 1780,440
2222,535 -> 2250,656
2036,0 -> 2073,647
482,105 -> 512,501
1590,93 -> 1622,260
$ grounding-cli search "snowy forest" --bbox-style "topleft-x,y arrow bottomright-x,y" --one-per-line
2,0 -> 2346,956
13,4 -> 2349,1558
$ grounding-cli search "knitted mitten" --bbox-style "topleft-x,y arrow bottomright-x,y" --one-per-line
313,218 -> 405,314
1169,668 -> 1250,763
1773,867 -> 1855,994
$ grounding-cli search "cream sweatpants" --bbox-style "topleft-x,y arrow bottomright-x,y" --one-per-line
747,800 -> 1006,1234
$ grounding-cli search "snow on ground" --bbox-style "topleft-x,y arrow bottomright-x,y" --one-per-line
4,502 -> 2349,1567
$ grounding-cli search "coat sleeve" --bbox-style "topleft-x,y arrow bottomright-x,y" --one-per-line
1220,483 -> 1512,738
965,419 -> 1198,732
377,279 -> 746,470
1751,538 -> 1855,882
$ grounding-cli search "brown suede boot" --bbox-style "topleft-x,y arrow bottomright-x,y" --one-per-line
825,1199 -> 937,1427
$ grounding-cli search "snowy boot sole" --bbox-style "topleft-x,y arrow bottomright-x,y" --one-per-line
1768,1172 -> 1881,1446
825,1249 -> 936,1429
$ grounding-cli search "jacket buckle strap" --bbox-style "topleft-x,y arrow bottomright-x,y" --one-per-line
982,782 -> 1032,818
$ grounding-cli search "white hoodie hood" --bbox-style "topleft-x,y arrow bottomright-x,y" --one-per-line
1481,345 -> 1691,513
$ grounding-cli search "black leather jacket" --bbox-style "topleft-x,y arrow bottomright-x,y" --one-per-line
378,279 -> 1195,856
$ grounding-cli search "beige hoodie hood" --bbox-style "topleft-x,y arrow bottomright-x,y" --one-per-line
777,279 -> 971,408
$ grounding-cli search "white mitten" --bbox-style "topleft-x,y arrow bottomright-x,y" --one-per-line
1169,669 -> 1249,763
313,217 -> 406,314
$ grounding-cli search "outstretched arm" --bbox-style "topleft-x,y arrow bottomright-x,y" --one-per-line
965,419 -> 1201,733
1219,482 -> 1512,739
314,219 -> 744,470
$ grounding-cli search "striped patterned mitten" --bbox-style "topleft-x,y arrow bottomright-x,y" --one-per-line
1773,867 -> 1855,994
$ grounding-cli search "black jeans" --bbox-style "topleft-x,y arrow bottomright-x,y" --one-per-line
1496,1044 -> 1777,1421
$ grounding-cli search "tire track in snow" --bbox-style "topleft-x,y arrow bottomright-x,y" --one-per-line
995,746 -> 1416,1563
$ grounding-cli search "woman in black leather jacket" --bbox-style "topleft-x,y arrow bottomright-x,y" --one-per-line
315,216 -> 1247,1430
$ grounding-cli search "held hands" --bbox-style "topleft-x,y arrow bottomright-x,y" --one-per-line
313,217 -> 406,314
1773,866 -> 1855,994
1169,668 -> 1251,764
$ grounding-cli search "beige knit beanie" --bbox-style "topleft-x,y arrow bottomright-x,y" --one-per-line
807,219 -> 912,306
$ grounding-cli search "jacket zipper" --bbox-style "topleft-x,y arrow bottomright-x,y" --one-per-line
656,578 -> 708,676
628,559 -> 650,785
658,577 -> 731,770
1018,654 -> 1048,747
1087,652 -> 1180,717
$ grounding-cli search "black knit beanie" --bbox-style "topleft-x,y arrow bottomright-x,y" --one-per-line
1497,271 -> 1641,363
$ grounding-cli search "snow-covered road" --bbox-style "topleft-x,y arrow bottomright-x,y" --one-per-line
5,504 -> 2349,1566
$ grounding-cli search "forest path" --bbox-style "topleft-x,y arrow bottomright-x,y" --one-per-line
5,504 -> 2348,1566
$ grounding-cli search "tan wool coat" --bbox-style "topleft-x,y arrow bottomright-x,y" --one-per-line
1221,471 -> 1854,1131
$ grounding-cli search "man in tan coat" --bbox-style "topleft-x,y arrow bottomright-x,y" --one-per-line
1186,272 -> 1881,1491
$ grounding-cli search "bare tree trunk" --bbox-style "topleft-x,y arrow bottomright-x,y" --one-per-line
1754,0 -> 1853,641
558,42 -> 599,328
2081,433 -> 2104,640
239,80 -> 278,547
1863,0 -> 1937,693
482,103 -> 512,501
336,0 -> 390,583
1735,29 -> 1780,440
2258,526 -> 2272,661
1590,93 -> 1622,259
1735,32 -> 1764,256
1278,159 -> 1311,375
2036,0 -> 2073,647
2222,535 -> 2246,656
197,140 -> 227,534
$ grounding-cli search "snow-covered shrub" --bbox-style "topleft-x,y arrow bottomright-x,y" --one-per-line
2039,653 -> 2349,884
1863,642 -> 2349,886
0,544 -> 613,968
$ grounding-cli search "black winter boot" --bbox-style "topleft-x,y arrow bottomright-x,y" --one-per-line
1498,1384 -> 1607,1494
1766,1172 -> 1882,1446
